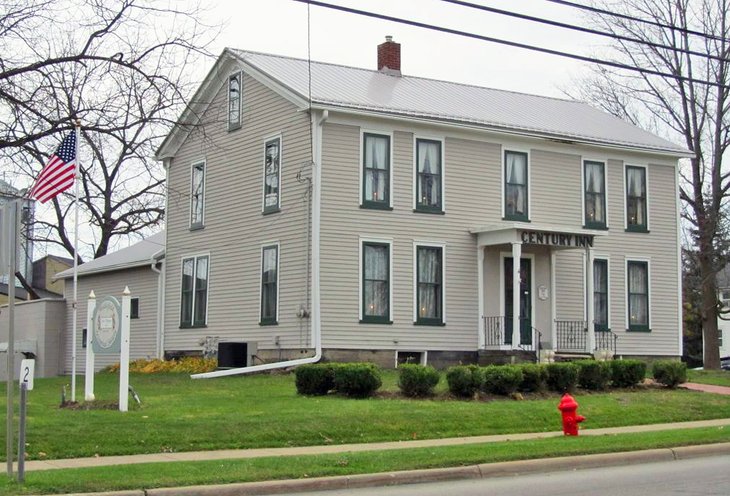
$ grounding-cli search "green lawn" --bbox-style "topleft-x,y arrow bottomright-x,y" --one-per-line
1,371 -> 730,462
687,369 -> 730,387
2,426 -> 729,495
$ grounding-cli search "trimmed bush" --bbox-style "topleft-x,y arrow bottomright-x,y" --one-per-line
576,360 -> 612,390
332,363 -> 383,398
545,362 -> 579,392
652,360 -> 687,388
295,363 -> 336,396
397,364 -> 440,397
482,365 -> 523,396
519,363 -> 547,392
610,359 -> 647,388
445,365 -> 484,398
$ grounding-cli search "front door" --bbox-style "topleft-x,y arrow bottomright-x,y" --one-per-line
504,257 -> 532,346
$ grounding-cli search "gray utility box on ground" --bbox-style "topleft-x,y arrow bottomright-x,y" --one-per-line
217,341 -> 257,368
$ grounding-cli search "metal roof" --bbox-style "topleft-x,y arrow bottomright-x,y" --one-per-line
55,232 -> 165,279
230,49 -> 688,156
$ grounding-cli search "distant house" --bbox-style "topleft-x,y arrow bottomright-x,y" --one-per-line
56,232 -> 165,372
0,180 -> 34,304
716,268 -> 730,360
155,38 -> 688,369
32,255 -> 73,296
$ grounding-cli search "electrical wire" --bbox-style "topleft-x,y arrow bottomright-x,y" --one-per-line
440,0 -> 728,62
293,0 -> 730,89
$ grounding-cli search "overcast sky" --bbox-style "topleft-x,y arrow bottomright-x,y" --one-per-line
199,0 -> 605,98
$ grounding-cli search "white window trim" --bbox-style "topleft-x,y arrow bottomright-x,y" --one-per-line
259,242 -> 281,324
227,70 -> 242,130
623,163 -> 650,231
360,129 -> 394,208
412,135 -> 446,212
412,241 -> 447,324
179,252 -> 211,327
593,255 -> 611,330
501,147 -> 531,221
498,251 -> 536,326
359,236 -> 394,322
581,158 -> 610,229
624,256 -> 651,331
261,134 -> 283,213
189,160 -> 206,229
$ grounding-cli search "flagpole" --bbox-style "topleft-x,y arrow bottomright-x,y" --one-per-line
71,120 -> 81,403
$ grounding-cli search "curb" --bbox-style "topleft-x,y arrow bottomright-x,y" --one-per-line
53,442 -> 730,496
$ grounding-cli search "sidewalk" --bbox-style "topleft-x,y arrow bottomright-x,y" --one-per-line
680,382 -> 730,395
23,418 -> 730,472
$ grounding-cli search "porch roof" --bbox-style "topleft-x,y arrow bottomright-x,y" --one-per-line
469,223 -> 607,248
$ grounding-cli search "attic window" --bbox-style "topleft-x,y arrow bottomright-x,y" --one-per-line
228,72 -> 242,130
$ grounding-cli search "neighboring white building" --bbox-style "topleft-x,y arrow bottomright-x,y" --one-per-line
717,283 -> 730,360
155,38 -> 689,369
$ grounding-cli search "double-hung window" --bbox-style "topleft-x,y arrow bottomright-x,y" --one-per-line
627,260 -> 649,331
263,137 -> 281,213
415,245 -> 444,325
180,255 -> 209,328
361,241 -> 391,323
260,244 -> 279,325
228,72 -> 242,130
362,133 -> 391,209
626,165 -> 648,231
593,259 -> 609,331
504,150 -> 528,221
190,161 -> 205,229
584,161 -> 606,228
415,139 -> 443,213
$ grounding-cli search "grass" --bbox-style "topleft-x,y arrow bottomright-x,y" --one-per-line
1,426 -> 729,495
687,369 -> 730,387
1,371 -> 729,462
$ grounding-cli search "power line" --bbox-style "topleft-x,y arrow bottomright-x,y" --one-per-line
545,0 -> 730,44
440,0 -> 728,63
294,0 -> 730,89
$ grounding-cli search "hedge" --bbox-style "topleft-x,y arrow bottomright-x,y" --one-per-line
482,365 -> 523,395
397,364 -> 440,397
576,360 -> 612,390
445,365 -> 484,398
652,360 -> 687,388
545,362 -> 579,392
332,362 -> 383,397
610,359 -> 647,388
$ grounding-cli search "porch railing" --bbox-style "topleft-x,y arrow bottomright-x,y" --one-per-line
555,320 -> 618,354
482,316 -> 541,354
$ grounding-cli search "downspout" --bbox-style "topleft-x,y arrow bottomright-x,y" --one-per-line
192,109 -> 328,379
150,248 -> 165,359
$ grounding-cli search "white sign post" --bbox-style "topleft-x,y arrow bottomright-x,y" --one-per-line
85,287 -> 131,412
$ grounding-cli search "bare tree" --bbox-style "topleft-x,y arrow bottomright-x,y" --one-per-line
0,0 -> 214,259
572,0 -> 730,369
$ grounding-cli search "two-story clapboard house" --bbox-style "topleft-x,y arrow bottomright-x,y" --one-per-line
156,38 -> 689,371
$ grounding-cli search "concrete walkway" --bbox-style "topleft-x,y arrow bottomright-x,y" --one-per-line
23,418 -> 730,472
680,382 -> 730,395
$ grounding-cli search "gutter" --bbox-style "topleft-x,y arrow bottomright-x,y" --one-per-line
150,248 -> 165,359
191,109 -> 328,379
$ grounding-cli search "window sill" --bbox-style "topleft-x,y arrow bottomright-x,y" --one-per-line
262,208 -> 281,215
361,203 -> 393,211
228,123 -> 241,132
625,227 -> 650,234
189,224 -> 205,231
413,208 -> 445,215
584,224 -> 608,231
627,327 -> 651,333
259,321 -> 279,326
359,318 -> 393,325
414,320 -> 446,326
179,324 -> 207,329
503,216 -> 530,222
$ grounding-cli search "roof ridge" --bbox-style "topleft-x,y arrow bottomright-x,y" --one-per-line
230,48 -> 583,105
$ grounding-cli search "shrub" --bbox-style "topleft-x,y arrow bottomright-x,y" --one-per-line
445,365 -> 484,398
295,363 -> 336,396
397,364 -> 440,397
576,360 -> 612,390
482,365 -> 523,396
519,363 -> 547,392
610,359 -> 647,388
652,360 -> 687,388
332,363 -> 383,398
545,362 -> 579,392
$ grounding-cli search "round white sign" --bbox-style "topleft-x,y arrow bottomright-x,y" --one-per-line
93,297 -> 121,352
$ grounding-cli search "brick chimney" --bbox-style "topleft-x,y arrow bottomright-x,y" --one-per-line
377,36 -> 401,75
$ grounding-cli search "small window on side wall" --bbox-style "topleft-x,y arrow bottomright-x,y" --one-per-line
190,161 -> 205,229
228,72 -> 242,131
263,137 -> 281,213
260,245 -> 279,325
130,298 -> 140,319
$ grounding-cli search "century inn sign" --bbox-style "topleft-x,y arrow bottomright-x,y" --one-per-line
520,230 -> 595,248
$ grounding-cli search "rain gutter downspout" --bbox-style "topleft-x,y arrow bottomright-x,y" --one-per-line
191,109 -> 328,379
150,248 -> 165,359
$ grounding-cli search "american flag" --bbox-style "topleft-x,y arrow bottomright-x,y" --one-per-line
29,131 -> 77,203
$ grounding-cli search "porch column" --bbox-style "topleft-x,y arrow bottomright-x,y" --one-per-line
477,247 -> 485,349
511,242 -> 522,350
550,250 -> 557,350
585,247 -> 596,353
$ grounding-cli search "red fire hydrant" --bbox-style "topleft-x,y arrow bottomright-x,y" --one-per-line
558,393 -> 585,436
